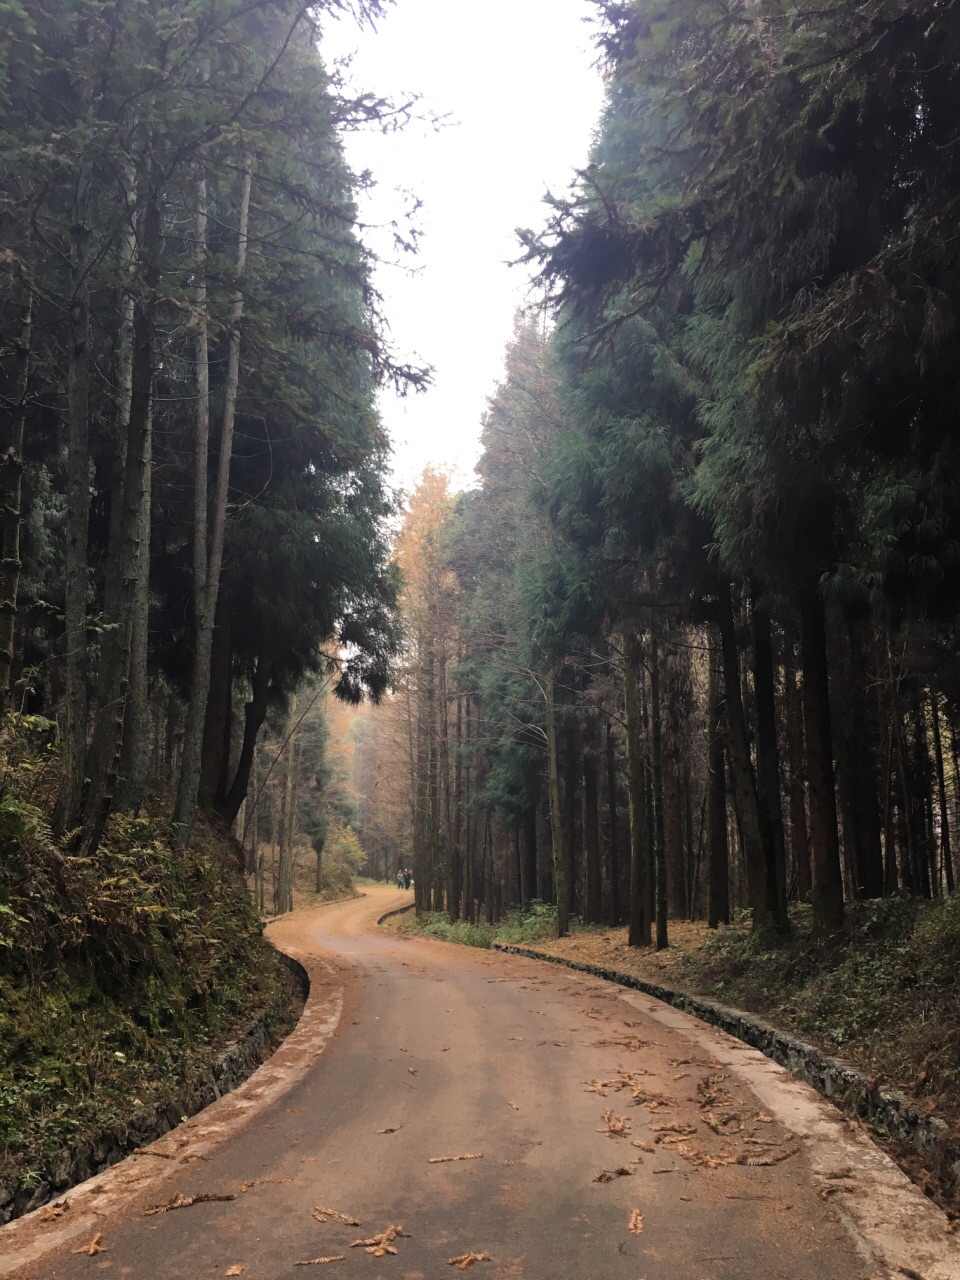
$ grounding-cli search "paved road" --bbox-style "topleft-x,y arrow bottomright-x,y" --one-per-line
4,887 -> 958,1279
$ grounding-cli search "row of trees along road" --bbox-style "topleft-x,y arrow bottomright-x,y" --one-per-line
361,0 -> 960,945
0,0 -> 423,855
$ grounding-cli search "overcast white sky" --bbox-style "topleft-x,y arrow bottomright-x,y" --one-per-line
322,1 -> 606,490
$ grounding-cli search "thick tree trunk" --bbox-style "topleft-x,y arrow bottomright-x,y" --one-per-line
706,636 -> 730,927
54,211 -> 92,836
117,400 -> 153,813
783,645 -> 811,900
623,633 -> 651,946
798,590 -> 844,933
79,179 -> 162,853
750,588 -> 789,931
562,713 -> 578,920
650,629 -> 668,949
220,653 -> 271,826
199,593 -> 232,805
605,717 -> 620,925
174,164 -> 253,843
545,669 -> 569,937
716,580 -> 781,938
0,271 -> 31,700
583,716 -> 602,924
931,690 -> 954,894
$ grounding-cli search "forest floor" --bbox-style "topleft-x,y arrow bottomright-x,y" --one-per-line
393,896 -> 960,1143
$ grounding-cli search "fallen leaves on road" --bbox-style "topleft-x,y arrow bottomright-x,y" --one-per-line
407,1067 -> 418,1075
593,1166 -> 634,1183
351,1225 -> 409,1256
133,1147 -> 173,1159
507,1100 -> 520,1110
225,1266 -> 245,1276
583,1079 -> 608,1096
295,1256 -> 345,1266
448,1252 -> 491,1269
429,1153 -> 483,1164
596,1109 -> 631,1138
377,1125 -> 402,1134
38,1200 -> 69,1222
71,1232 -> 105,1256
313,1206 -> 360,1225
144,1191 -> 236,1215
628,1209 -> 644,1235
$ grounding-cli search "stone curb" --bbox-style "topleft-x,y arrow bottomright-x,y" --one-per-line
0,947 -> 308,1226
377,902 -> 416,925
491,941 -> 960,1199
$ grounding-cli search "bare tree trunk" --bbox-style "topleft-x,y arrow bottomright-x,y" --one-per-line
931,689 -> 954,894
79,181 -> 162,855
706,634 -> 730,927
118,402 -> 152,812
799,590 -> 844,933
716,580 -> 780,938
650,628 -> 668,950
0,268 -> 31,699
583,714 -> 602,924
784,642 -> 811,900
54,206 -> 92,835
605,717 -> 621,925
751,588 -> 789,931
174,163 -> 253,843
623,632 -> 651,946
545,669 -> 569,937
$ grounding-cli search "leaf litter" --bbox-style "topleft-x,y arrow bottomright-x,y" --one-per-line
429,1152 -> 483,1163
71,1232 -> 105,1256
144,1191 -> 235,1215
351,1225 -> 409,1256
312,1205 -> 360,1225
448,1252 -> 491,1269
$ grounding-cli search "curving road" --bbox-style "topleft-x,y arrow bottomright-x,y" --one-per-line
3,887 -> 958,1280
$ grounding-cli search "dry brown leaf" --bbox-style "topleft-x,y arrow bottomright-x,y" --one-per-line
596,1109 -> 631,1138
755,1111 -> 774,1124
448,1252 -> 491,1269
628,1209 -> 644,1235
377,1125 -> 402,1134
407,1067 -> 418,1075
133,1147 -> 173,1159
144,1191 -> 236,1215
226,1267 -> 245,1276
351,1225 -> 409,1256
737,1146 -> 799,1168
507,1100 -> 520,1111
38,1200 -> 69,1222
294,1257 -> 345,1267
593,1166 -> 634,1183
313,1206 -> 360,1226
582,1079 -> 608,1096
428,1153 -> 483,1164
72,1232 -> 105,1256
631,1139 -> 655,1153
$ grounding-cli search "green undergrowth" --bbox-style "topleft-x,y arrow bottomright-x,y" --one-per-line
0,778 -> 298,1204
394,900 -> 559,949
685,897 -> 960,1118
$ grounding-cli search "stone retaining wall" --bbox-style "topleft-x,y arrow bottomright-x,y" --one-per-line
377,902 -> 416,926
0,952 -> 309,1226
492,942 -> 960,1200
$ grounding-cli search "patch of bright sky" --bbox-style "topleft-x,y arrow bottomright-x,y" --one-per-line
322,1 -> 606,492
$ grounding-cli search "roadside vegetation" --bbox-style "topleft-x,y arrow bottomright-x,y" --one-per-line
0,732 -> 299,1219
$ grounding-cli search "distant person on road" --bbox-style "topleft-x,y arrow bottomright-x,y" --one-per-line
396,868 -> 405,890
403,868 -> 411,889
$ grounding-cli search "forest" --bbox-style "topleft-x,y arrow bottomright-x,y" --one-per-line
0,0 -> 418,1216
358,0 -> 960,954
4,0 -> 960,1231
